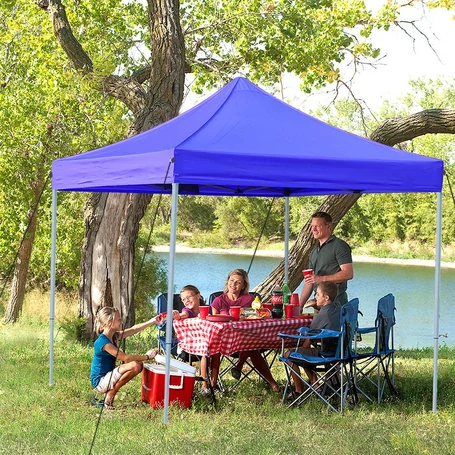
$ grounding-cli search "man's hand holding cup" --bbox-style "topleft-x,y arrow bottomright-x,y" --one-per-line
302,269 -> 314,284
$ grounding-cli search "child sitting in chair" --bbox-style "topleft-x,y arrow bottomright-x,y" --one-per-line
284,281 -> 341,397
172,284 -> 204,320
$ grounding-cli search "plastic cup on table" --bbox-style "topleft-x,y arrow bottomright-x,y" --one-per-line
290,294 -> 300,317
230,306 -> 241,321
199,305 -> 209,320
263,303 -> 273,312
284,304 -> 294,319
290,293 -> 299,306
302,269 -> 314,278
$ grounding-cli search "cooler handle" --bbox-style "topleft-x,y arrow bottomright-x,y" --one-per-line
169,371 -> 184,390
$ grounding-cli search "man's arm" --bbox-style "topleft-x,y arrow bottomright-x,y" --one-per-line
314,263 -> 353,285
299,281 -> 314,312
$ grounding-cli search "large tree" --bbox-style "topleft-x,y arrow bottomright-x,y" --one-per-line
37,0 -> 452,337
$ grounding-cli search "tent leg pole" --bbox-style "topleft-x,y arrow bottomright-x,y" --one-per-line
49,190 -> 57,386
284,196 -> 290,282
164,183 -> 179,424
432,191 -> 442,412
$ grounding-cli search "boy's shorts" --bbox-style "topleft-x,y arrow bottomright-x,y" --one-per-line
296,346 -> 320,357
94,367 -> 122,393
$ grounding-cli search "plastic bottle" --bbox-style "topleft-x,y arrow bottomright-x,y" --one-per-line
282,282 -> 291,305
252,295 -> 262,309
271,282 -> 283,318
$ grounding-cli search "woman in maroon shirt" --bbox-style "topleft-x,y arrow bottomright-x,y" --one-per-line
201,269 -> 280,396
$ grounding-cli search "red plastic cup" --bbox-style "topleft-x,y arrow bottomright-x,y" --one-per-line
263,303 -> 273,312
284,304 -> 294,319
290,293 -> 299,306
303,269 -> 314,278
293,305 -> 301,317
199,306 -> 209,320
230,306 -> 241,321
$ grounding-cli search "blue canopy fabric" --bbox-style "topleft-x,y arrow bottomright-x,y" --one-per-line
52,77 -> 443,196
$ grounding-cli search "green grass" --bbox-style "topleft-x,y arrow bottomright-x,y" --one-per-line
1,321 -> 455,455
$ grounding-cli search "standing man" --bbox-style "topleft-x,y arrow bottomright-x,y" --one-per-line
299,211 -> 353,311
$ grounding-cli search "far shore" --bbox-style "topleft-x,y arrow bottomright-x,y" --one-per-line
152,245 -> 455,269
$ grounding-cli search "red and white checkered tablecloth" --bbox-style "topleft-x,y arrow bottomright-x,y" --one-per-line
173,317 -> 312,357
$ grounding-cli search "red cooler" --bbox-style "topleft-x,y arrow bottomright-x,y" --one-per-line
141,356 -> 196,409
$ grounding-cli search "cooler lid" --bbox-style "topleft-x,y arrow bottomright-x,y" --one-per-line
154,354 -> 197,375
144,363 -> 189,377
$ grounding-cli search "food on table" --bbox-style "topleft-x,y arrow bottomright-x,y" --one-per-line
239,307 -> 271,320
256,308 -> 271,319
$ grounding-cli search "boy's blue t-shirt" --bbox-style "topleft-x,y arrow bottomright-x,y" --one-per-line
90,333 -> 116,388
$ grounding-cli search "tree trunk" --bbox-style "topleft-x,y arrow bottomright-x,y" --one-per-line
79,192 -> 153,336
3,180 -> 43,323
76,0 -> 185,338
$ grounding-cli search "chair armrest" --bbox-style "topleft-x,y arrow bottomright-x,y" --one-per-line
310,329 -> 341,339
357,326 -> 375,335
280,328 -> 341,340
277,332 -> 304,340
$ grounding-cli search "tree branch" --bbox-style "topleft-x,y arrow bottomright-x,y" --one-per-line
39,0 -> 148,117
44,0 -> 93,72
370,109 -> 455,146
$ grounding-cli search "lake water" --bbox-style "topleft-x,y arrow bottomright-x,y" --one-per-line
155,252 -> 455,349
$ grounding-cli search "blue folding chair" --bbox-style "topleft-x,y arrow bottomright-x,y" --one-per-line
278,298 -> 359,413
354,293 -> 397,403
156,293 -> 185,359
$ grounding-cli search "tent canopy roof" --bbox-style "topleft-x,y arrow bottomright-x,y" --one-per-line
52,77 -> 443,196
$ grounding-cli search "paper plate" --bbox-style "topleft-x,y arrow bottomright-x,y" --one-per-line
206,315 -> 232,323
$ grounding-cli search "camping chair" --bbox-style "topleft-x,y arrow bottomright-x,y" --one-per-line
278,298 -> 359,413
207,291 -> 274,392
353,293 -> 397,403
156,293 -> 192,362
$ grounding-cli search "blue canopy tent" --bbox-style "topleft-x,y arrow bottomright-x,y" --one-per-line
50,77 -> 444,418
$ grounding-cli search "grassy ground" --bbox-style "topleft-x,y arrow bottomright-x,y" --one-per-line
1,319 -> 454,455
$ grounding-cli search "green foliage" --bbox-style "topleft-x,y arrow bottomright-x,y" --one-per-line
314,77 -> 455,248
213,197 -> 284,242
177,196 -> 218,231
2,0 -> 455,304
182,0 -> 391,93
0,1 -> 131,289
289,196 -> 326,236
133,231 -> 168,320
58,316 -> 87,342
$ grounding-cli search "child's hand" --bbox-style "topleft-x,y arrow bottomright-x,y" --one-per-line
155,313 -> 166,324
172,310 -> 181,320
146,349 -> 158,360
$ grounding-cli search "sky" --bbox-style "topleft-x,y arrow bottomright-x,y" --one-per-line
183,3 -> 455,113
297,2 -> 455,111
